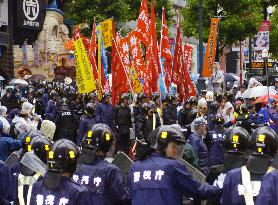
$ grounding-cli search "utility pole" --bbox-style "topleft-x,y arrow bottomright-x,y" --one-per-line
198,0 -> 203,76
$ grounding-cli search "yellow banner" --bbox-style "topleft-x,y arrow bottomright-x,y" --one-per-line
101,19 -> 113,48
130,65 -> 143,94
74,39 -> 96,93
202,18 -> 220,77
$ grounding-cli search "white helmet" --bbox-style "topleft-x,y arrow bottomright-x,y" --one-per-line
206,91 -> 214,102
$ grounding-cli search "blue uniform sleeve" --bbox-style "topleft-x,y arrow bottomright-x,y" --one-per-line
77,119 -> 88,146
7,137 -> 22,153
0,161 -> 11,202
172,160 -> 220,200
255,173 -> 274,205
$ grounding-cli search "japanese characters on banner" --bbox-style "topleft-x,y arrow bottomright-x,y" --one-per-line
184,44 -> 193,71
101,18 -> 113,48
202,18 -> 220,77
129,31 -> 146,81
135,0 -> 150,46
254,20 -> 270,51
74,39 -> 96,94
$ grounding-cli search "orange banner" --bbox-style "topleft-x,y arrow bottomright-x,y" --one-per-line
202,18 -> 220,77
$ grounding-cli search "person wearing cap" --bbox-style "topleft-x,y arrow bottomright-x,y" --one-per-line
178,97 -> 198,130
189,117 -> 210,177
206,116 -> 226,169
128,125 -> 221,205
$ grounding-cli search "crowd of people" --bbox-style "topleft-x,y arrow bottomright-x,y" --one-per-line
0,76 -> 277,205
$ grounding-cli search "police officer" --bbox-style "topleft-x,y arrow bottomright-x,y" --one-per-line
73,124 -> 130,205
206,116 -> 225,167
54,102 -> 75,142
178,96 -> 197,129
135,103 -> 160,141
95,93 -> 114,130
222,126 -> 278,205
8,135 -> 53,205
114,93 -> 132,154
207,102 -> 219,131
128,125 -> 221,205
163,94 -> 178,125
44,91 -> 58,122
77,105 -> 95,146
29,139 -> 89,205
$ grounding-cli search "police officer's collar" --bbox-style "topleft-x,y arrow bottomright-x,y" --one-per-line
152,152 -> 164,158
247,154 -> 272,175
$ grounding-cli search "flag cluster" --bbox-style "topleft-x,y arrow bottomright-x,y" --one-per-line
73,0 -> 197,105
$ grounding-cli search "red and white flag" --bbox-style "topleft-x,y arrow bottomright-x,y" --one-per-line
160,7 -> 172,91
135,0 -> 150,46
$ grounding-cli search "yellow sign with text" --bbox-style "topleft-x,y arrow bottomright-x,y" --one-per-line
101,19 -> 113,48
74,39 -> 96,93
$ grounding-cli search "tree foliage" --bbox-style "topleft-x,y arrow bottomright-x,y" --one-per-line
270,8 -> 278,59
181,0 -> 276,49
63,0 -> 173,36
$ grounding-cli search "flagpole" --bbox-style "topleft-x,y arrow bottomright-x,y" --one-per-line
112,37 -> 133,91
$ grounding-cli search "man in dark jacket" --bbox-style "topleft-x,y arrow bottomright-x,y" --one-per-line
54,102 -> 75,142
163,94 -> 177,125
189,117 -> 210,177
114,93 -> 132,154
178,96 -> 197,128
44,91 -> 58,122
95,93 -> 114,130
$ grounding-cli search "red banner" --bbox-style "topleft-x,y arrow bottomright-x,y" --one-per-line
135,0 -> 150,46
129,31 -> 146,81
172,13 -> 187,100
160,7 -> 172,91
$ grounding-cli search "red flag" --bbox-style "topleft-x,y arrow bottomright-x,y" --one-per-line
183,44 -> 196,97
89,20 -> 98,81
145,46 -> 154,95
118,36 -> 131,71
135,0 -> 150,46
148,3 -> 160,92
160,7 -> 172,91
111,23 -> 130,105
172,12 -> 187,100
129,31 -> 146,81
